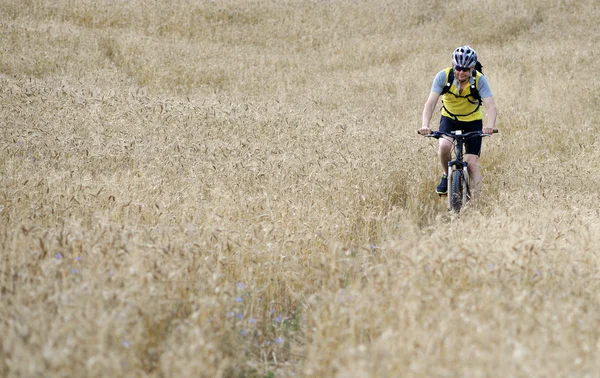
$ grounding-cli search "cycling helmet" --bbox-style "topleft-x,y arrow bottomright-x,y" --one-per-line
452,45 -> 477,68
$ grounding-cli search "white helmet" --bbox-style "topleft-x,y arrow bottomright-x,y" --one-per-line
452,45 -> 477,68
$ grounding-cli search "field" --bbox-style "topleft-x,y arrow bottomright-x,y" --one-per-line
1,0 -> 600,376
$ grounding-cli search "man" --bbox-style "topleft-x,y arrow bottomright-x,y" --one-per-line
419,45 -> 497,197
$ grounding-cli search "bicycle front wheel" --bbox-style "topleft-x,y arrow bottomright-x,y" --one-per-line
450,170 -> 463,213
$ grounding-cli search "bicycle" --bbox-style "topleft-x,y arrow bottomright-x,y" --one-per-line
421,129 -> 498,213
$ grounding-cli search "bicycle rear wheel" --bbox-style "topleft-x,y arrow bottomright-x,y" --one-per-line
450,170 -> 463,213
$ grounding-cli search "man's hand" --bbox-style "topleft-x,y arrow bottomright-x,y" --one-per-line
419,126 -> 432,135
483,126 -> 494,135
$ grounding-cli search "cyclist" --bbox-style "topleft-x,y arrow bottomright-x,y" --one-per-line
419,45 -> 497,197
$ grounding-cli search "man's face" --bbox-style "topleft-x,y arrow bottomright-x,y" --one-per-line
454,65 -> 472,83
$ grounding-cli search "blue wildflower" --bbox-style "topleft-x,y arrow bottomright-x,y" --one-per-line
55,253 -> 63,259
227,312 -> 235,318
236,297 -> 242,303
276,337 -> 283,344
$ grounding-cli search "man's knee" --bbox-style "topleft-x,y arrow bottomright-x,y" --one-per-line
439,142 -> 452,156
466,155 -> 481,172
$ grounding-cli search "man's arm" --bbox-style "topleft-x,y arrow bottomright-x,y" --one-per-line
481,96 -> 497,134
420,91 -> 441,135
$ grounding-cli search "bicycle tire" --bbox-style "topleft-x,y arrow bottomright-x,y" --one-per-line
450,170 -> 463,213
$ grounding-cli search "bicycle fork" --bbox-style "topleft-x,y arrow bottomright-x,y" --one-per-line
446,161 -> 469,210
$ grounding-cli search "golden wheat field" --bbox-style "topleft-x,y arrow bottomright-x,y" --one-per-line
1,0 -> 600,377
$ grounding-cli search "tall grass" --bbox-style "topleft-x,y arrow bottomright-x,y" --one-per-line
1,0 -> 600,376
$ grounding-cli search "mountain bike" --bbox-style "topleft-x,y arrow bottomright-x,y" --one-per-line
422,129 -> 498,213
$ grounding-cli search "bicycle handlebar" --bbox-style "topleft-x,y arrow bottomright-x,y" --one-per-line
419,129 -> 498,139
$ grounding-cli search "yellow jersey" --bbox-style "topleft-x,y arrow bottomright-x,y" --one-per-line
441,67 -> 483,122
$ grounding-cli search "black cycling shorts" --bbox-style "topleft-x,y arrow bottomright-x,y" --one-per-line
439,116 -> 483,156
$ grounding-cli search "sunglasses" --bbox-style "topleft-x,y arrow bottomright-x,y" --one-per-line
454,66 -> 471,72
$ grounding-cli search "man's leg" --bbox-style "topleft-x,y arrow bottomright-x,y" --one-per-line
439,138 -> 452,174
436,138 -> 452,195
465,153 -> 482,196
463,119 -> 484,198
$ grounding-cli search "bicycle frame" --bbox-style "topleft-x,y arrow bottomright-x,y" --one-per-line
424,130 -> 494,211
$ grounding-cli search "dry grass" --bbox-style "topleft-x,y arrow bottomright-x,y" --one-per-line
1,0 -> 600,376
